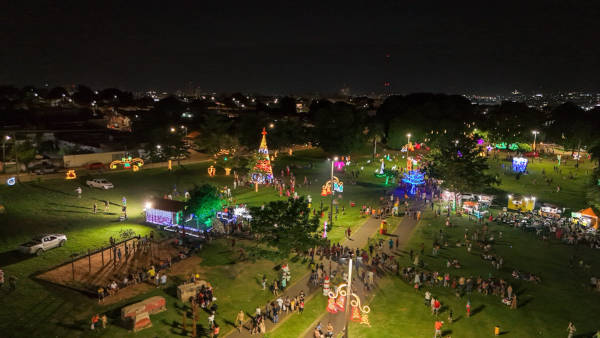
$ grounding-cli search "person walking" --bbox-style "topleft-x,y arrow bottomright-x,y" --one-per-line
466,301 -> 471,318
262,275 -> 267,290
567,322 -> 576,338
434,320 -> 444,338
510,294 -> 518,310
101,314 -> 108,329
8,275 -> 17,291
236,310 -> 245,332
76,187 -> 82,198
104,200 -> 109,212
90,314 -> 99,330
93,202 -> 97,214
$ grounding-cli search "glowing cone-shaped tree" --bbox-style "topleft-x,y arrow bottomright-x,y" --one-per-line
250,128 -> 274,184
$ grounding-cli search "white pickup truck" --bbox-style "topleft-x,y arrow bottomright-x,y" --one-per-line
18,234 -> 67,255
86,178 -> 114,189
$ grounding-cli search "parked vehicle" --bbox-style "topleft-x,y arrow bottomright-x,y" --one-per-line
32,163 -> 57,175
86,178 -> 114,189
18,234 -> 67,255
86,162 -> 106,170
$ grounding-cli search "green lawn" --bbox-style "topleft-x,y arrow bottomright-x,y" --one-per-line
350,208 -> 600,337
0,149 -> 389,337
487,155 -> 595,210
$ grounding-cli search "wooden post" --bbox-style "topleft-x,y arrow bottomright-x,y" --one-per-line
71,255 -> 75,280
182,310 -> 186,335
88,249 -> 91,273
101,248 -> 104,266
192,303 -> 197,338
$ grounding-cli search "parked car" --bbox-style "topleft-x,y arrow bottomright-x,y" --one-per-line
32,163 -> 57,175
18,234 -> 67,255
86,162 -> 106,170
461,193 -> 476,201
86,178 -> 114,189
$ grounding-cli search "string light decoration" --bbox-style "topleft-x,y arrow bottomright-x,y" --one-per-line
66,170 -> 77,179
402,170 -> 425,195
321,177 -> 343,196
512,157 -> 528,173
110,156 -> 144,171
208,165 -> 216,177
327,282 -> 371,327
251,128 -> 274,184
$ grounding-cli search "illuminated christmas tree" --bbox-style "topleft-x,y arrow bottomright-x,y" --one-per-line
251,128 -> 274,184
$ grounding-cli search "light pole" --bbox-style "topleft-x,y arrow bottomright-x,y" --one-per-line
344,258 -> 353,338
532,130 -> 539,152
329,156 -> 338,228
2,135 -> 10,174
407,133 -> 411,146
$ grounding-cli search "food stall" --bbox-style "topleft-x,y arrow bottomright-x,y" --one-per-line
462,200 -> 489,218
539,203 -> 562,219
507,195 -> 536,212
571,208 -> 598,229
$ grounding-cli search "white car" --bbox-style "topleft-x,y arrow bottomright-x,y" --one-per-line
461,193 -> 476,201
18,234 -> 67,255
86,178 -> 114,189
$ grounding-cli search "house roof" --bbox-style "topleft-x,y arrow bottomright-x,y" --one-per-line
150,198 -> 186,212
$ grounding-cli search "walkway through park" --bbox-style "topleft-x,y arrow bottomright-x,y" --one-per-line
300,200 -> 424,338
225,200 -> 424,338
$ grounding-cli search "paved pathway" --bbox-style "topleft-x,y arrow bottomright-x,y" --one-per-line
225,214 -> 390,337
301,200 -> 425,338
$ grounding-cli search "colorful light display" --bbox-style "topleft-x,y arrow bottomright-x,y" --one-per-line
251,128 -> 274,184
66,170 -> 77,180
6,177 -> 16,186
512,157 -> 528,173
208,165 -> 216,177
326,282 -> 371,326
110,156 -> 144,171
402,170 -> 425,195
334,161 -> 345,171
321,177 -> 343,196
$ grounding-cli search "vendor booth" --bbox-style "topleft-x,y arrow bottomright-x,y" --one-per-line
462,201 -> 489,218
571,208 -> 598,229
507,195 -> 536,212
539,203 -> 562,219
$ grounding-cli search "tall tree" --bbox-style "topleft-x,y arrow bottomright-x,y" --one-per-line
479,101 -> 545,144
185,184 -> 224,225
249,197 -> 323,257
313,101 -> 365,154
427,133 -> 498,196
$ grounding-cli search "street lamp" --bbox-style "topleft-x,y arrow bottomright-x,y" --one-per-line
406,133 -> 411,145
2,135 -> 10,174
329,157 -> 338,228
532,130 -> 539,152
180,125 -> 188,137
170,127 -> 176,133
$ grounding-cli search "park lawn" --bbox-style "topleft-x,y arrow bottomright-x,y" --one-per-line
486,155 -> 595,210
350,207 -> 600,337
0,149 -> 389,337
264,293 -> 328,338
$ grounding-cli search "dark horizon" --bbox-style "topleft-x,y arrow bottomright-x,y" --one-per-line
2,1 -> 599,95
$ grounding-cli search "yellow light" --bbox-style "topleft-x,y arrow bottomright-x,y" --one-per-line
145,202 -> 152,209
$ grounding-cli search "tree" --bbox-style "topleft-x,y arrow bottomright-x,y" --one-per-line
386,117 -> 408,149
546,102 -> 594,152
15,140 -> 36,170
144,128 -> 190,165
249,197 -> 323,257
427,133 -> 498,197
72,85 -> 95,105
313,102 -> 365,154
479,102 -> 545,144
185,184 -> 224,226
195,114 -> 238,154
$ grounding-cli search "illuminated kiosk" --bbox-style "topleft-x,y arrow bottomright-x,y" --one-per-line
507,194 -> 535,212
145,198 -> 185,227
250,128 -> 274,185
571,208 -> 598,229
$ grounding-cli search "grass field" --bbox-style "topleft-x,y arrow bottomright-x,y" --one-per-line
0,149 -> 391,337
349,207 -> 600,337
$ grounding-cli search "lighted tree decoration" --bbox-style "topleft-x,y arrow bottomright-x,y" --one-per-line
402,170 -> 425,195
375,168 -> 398,186
184,184 -> 224,228
250,128 -> 274,184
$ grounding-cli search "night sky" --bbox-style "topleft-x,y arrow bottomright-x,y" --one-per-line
2,1 -> 599,95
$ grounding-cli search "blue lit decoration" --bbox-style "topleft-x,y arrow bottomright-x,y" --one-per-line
6,177 -> 16,186
457,150 -> 463,158
402,170 -> 425,195
512,157 -> 528,173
